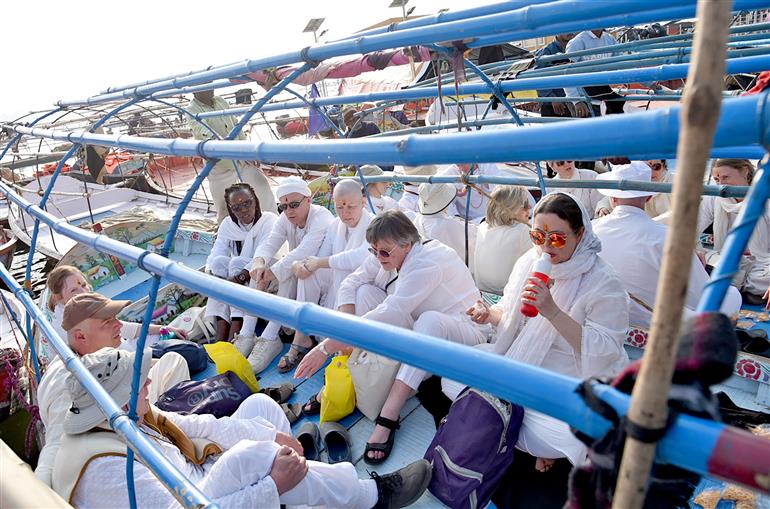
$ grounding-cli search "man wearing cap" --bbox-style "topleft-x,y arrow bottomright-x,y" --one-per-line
414,182 -> 476,266
593,162 -> 741,328
360,165 -> 399,213
35,293 -> 190,487
394,164 -> 441,218
187,89 -> 276,223
280,179 -> 374,373
248,176 -> 335,373
54,347 -> 431,508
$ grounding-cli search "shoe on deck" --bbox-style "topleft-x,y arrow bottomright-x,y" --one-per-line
247,336 -> 282,374
372,459 -> 432,509
231,334 -> 256,358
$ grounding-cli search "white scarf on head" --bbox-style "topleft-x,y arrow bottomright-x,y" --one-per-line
492,194 -> 602,368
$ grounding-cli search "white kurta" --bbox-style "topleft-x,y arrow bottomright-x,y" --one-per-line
414,213 -> 476,267
35,354 -> 189,487
593,205 -> 741,327
645,171 -> 673,218
696,196 -> 770,294
439,163 -> 502,221
297,211 -> 373,309
473,222 -> 531,295
547,169 -> 603,219
71,395 -> 376,509
370,195 -> 399,214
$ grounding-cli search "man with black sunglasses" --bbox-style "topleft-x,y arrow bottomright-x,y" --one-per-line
247,176 -> 334,373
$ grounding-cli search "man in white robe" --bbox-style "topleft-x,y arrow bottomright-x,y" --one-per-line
593,162 -> 741,328
249,177 -> 335,373
393,164 -> 440,218
413,182 -> 476,267
438,162 -> 502,221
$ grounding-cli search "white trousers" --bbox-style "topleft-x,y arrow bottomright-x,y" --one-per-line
296,268 -> 334,309
201,394 -> 378,508
262,274 -> 298,341
147,352 -> 190,404
208,161 -> 276,223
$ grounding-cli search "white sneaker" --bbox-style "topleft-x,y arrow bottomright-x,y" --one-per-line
248,336 -> 282,374
232,334 -> 256,358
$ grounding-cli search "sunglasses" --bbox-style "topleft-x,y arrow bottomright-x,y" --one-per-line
368,245 -> 398,258
278,196 -> 307,212
648,162 -> 664,172
529,228 -> 569,249
230,199 -> 255,213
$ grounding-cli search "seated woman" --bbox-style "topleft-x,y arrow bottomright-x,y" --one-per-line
547,160 -> 602,219
359,165 -> 399,213
473,186 -> 531,295
279,179 -> 373,372
413,183 -> 476,265
42,265 -> 187,363
295,210 -> 487,464
55,347 -> 430,509
204,183 -> 278,347
696,159 -> 769,303
596,159 -> 672,218
465,193 -> 629,472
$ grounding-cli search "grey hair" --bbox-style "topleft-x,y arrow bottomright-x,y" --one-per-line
366,210 -> 420,246
333,179 -> 364,199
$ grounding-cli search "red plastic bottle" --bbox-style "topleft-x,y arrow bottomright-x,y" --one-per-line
521,253 -> 552,317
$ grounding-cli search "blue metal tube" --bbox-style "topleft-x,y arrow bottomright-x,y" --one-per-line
698,160 -> 770,312
57,0 -> 730,107
9,93 -> 770,166
194,55 -> 770,119
0,263 -> 217,509
1,180 -> 768,490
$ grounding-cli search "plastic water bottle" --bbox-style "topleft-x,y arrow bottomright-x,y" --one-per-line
520,253 -> 552,318
159,328 -> 177,341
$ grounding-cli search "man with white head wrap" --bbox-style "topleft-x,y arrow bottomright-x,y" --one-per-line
248,176 -> 334,373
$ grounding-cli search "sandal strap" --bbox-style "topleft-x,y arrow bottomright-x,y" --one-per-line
365,441 -> 390,453
374,415 -> 400,430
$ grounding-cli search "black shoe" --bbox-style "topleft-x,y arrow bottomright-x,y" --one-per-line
741,290 -> 766,306
372,459 -> 432,509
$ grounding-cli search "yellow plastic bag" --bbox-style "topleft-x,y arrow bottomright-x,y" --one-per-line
203,341 -> 259,393
320,355 -> 356,424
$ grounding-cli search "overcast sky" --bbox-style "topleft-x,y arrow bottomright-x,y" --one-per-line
0,0 -> 492,121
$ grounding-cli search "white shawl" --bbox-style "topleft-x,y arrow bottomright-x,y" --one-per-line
713,197 -> 743,253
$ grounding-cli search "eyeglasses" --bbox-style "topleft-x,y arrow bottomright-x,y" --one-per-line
230,199 -> 255,213
368,245 -> 398,258
529,228 -> 569,249
278,196 -> 306,212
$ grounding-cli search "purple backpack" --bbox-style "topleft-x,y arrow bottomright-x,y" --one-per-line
424,387 -> 524,509
155,371 -> 252,418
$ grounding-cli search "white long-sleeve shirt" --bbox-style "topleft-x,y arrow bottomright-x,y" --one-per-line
439,163 -> 501,221
337,240 -> 479,325
206,213 -> 278,269
414,213 -> 476,267
547,169 -> 603,219
473,222 -> 531,295
593,205 -> 741,327
71,409 -> 282,509
564,30 -> 618,101
252,204 -> 335,282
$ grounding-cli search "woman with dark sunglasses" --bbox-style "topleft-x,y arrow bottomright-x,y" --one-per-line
205,183 -> 278,345
464,192 -> 629,480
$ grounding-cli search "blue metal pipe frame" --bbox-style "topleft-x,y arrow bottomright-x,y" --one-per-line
57,0 -> 768,107
0,263 -> 217,509
1,177 -> 768,491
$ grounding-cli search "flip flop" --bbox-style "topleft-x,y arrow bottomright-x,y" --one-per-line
296,422 -> 322,461
281,403 -> 302,425
261,382 -> 295,404
321,422 -> 353,464
302,393 -> 322,416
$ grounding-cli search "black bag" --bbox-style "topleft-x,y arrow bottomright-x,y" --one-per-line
151,339 -> 209,375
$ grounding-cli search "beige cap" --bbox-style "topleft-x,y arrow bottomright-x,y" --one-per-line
418,183 -> 457,215
396,164 -> 439,176
62,292 -> 130,332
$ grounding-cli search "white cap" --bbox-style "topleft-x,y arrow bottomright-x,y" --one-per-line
418,183 -> 456,215
595,161 -> 657,198
276,176 -> 311,200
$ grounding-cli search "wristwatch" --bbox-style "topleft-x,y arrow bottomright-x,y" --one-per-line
318,342 -> 332,357
236,272 -> 249,283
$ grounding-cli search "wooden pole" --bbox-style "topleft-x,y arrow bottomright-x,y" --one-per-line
611,1 -> 733,508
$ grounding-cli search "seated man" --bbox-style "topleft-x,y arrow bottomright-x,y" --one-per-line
279,179 -> 374,372
36,293 -> 190,486
249,176 -> 335,373
54,347 -> 431,508
413,183 -> 476,266
295,210 -> 487,464
360,165 -> 399,213
204,183 -> 278,346
438,162 -> 504,222
394,165 -> 439,217
593,162 -> 741,328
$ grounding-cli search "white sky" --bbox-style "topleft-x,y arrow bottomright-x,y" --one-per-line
0,0 -> 492,121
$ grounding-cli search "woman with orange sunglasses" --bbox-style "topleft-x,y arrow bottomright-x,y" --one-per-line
463,192 -> 629,475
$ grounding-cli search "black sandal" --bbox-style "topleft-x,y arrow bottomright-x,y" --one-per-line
363,415 -> 400,465
302,393 -> 322,416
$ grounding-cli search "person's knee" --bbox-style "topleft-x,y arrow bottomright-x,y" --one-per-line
238,393 -> 291,432
414,311 -> 447,337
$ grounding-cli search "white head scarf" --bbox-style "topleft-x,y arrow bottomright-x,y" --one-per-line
493,193 -> 601,366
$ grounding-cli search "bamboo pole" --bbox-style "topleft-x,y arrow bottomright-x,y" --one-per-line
612,1 -> 733,508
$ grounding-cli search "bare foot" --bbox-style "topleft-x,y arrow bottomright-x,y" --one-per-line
535,457 -> 556,473
366,424 -> 393,461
